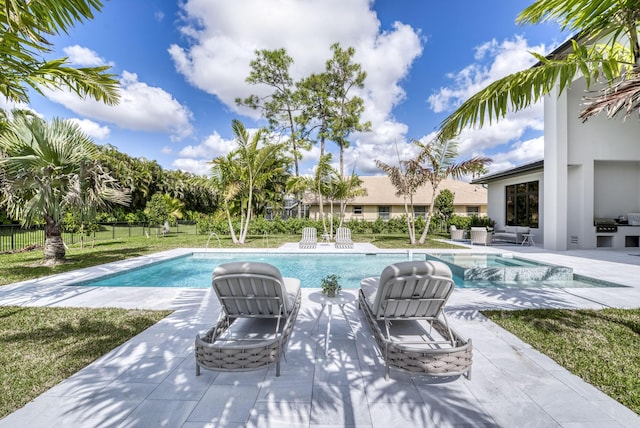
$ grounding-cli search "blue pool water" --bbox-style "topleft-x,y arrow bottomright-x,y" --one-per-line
427,253 -> 548,268
72,252 -> 620,289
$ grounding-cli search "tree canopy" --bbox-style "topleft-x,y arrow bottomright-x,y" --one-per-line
0,0 -> 119,105
438,0 -> 640,141
0,115 -> 129,259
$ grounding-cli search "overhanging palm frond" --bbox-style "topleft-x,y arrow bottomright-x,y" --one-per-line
580,70 -> 640,120
437,60 -> 569,140
0,0 -> 119,105
437,40 -> 632,141
516,0 -> 631,36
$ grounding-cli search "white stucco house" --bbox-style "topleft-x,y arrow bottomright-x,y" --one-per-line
472,40 -> 640,251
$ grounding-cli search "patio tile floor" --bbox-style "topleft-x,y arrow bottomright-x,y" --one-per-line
1,244 -> 639,427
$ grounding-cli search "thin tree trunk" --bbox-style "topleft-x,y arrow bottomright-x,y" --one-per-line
224,203 -> 239,244
319,189 -> 327,234
240,188 -> 253,244
338,199 -> 347,229
418,184 -> 439,244
403,197 -> 416,245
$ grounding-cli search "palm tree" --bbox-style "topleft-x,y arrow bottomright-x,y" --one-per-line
406,139 -> 491,245
311,154 -> 335,235
210,120 -> 288,244
376,158 -> 425,244
438,0 -> 640,140
286,174 -> 313,218
332,171 -> 366,229
210,151 -> 243,243
0,115 -> 130,260
0,0 -> 119,105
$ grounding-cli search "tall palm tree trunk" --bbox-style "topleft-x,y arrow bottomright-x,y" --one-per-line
43,215 -> 66,260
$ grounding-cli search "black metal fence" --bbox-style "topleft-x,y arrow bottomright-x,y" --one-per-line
0,222 -> 198,252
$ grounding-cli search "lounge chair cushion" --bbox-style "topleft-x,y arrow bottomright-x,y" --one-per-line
212,262 -> 300,313
361,260 -> 453,316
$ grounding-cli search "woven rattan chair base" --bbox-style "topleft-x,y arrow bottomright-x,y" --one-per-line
359,290 -> 472,380
195,290 -> 301,377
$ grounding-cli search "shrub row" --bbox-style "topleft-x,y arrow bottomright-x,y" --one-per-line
195,214 -> 488,236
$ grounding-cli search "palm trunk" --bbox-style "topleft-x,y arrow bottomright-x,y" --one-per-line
338,199 -> 347,230
403,198 -> 416,245
319,190 -> 327,234
43,217 -> 65,260
239,189 -> 253,244
418,184 -> 439,244
224,202 -> 239,244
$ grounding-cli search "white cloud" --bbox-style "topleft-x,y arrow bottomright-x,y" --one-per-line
0,98 -> 36,116
484,136 -> 545,174
172,130 -> 236,174
178,130 -> 236,159
66,118 -> 111,140
63,45 -> 111,67
172,158 -> 211,176
428,36 -> 547,114
424,36 -> 555,167
169,0 -> 423,171
44,71 -> 194,141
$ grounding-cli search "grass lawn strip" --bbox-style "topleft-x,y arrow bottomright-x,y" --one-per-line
0,306 -> 171,418
483,308 -> 640,415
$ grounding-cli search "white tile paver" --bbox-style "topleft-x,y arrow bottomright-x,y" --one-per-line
0,245 -> 639,427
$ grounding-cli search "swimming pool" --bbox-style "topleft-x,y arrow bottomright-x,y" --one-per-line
71,252 -> 620,289
426,252 -> 574,282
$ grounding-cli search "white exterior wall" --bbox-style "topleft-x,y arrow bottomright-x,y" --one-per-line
544,85 -> 569,250
546,78 -> 640,249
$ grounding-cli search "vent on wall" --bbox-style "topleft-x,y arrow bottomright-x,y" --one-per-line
569,235 -> 579,245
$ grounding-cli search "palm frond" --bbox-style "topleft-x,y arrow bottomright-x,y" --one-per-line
437,40 -> 633,140
580,70 -> 640,120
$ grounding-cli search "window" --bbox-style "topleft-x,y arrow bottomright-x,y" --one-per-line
378,206 -> 390,220
505,181 -> 539,227
353,205 -> 363,215
466,206 -> 479,215
413,206 -> 426,218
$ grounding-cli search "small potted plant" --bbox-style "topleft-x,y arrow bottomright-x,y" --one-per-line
321,274 -> 342,298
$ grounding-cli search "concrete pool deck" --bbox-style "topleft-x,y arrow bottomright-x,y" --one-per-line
0,244 -> 639,427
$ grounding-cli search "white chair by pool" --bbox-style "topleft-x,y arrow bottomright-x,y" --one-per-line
299,227 -> 317,249
195,261 -> 301,377
450,225 -> 466,241
335,227 -> 354,249
470,227 -> 492,246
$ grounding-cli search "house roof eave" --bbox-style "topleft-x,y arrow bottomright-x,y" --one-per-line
471,160 -> 544,184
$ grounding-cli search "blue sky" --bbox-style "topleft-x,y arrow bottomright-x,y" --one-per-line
5,0 -> 568,177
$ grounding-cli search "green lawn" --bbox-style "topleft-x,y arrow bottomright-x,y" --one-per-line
483,308 -> 640,415
0,306 -> 171,418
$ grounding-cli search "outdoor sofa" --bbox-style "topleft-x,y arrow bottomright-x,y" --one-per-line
493,225 -> 530,244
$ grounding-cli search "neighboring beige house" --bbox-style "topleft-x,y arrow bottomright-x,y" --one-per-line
303,175 -> 487,221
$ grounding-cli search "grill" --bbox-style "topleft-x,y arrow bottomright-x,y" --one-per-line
594,218 -> 618,233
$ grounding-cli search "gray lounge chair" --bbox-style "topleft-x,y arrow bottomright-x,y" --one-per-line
359,260 -> 472,380
195,261 -> 301,377
299,227 -> 317,249
335,227 -> 354,249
